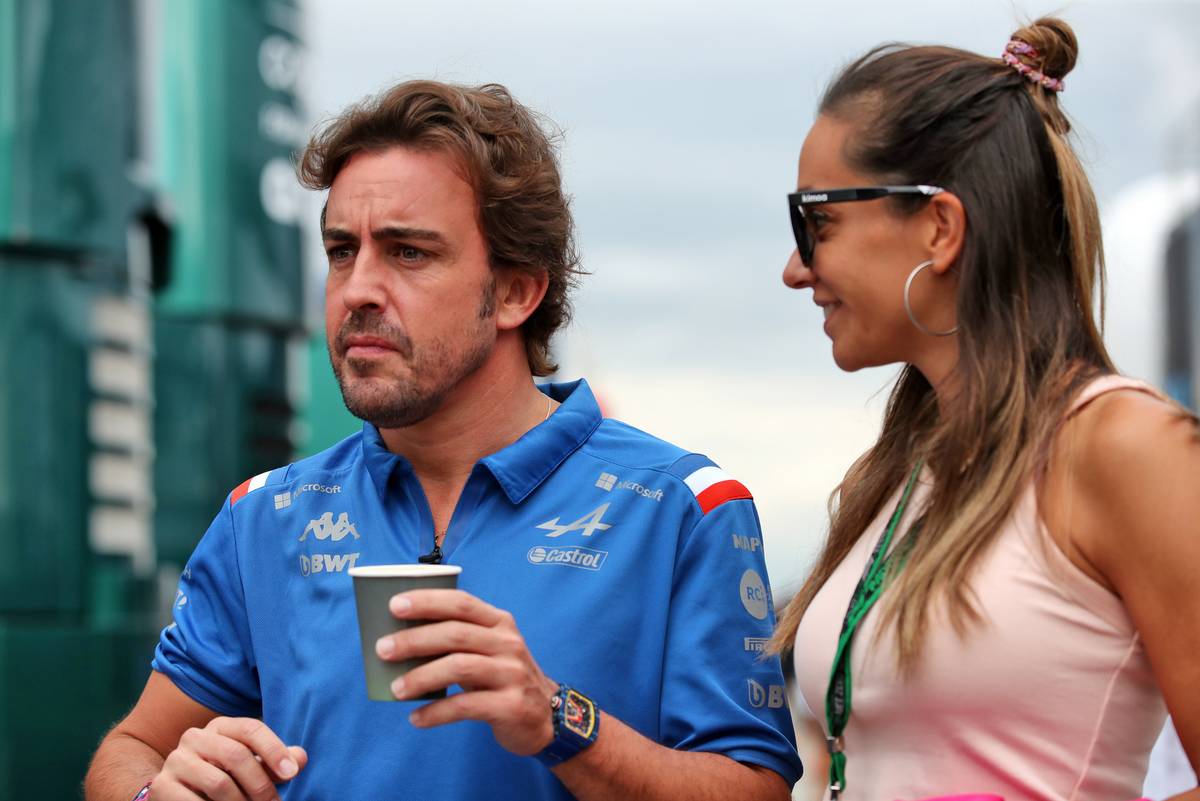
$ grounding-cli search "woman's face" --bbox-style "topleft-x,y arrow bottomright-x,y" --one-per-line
783,114 -> 947,372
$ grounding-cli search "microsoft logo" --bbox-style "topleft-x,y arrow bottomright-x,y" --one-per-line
274,492 -> 292,510
595,473 -> 617,491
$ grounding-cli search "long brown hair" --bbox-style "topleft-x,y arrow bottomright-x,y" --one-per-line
771,19 -> 1116,668
298,81 -> 583,377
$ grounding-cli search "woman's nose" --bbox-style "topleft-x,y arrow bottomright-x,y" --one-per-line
782,248 -> 814,289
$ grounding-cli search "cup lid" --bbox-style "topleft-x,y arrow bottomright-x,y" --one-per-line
348,564 -> 463,578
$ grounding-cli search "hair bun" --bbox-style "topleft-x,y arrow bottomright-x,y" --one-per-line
1009,17 -> 1078,82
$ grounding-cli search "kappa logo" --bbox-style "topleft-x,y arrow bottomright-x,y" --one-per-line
536,503 -> 613,538
300,552 -> 361,576
739,569 -> 770,620
747,679 -> 787,709
299,512 -> 360,542
527,545 -> 608,571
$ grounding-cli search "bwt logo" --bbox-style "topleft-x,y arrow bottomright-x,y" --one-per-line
739,569 -> 770,620
300,552 -> 361,576
747,679 -> 787,709
527,545 -> 608,571
732,534 -> 761,552
299,512 -> 360,542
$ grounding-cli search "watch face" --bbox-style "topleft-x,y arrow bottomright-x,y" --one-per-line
563,689 -> 597,739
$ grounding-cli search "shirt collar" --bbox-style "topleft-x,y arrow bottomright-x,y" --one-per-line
359,379 -> 603,503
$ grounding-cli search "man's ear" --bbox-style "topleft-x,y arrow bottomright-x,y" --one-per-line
494,266 -> 549,331
925,191 -> 966,275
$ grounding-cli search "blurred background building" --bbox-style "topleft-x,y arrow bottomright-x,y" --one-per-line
0,1 -> 1197,798
0,1 -> 355,796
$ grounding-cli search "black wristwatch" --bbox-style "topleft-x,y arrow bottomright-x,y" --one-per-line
534,683 -> 600,766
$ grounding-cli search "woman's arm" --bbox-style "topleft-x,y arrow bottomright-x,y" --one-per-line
1049,390 -> 1200,800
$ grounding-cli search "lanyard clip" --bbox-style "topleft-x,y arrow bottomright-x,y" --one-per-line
826,735 -> 844,754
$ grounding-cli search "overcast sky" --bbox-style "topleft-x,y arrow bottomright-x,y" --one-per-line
298,0 -> 1200,592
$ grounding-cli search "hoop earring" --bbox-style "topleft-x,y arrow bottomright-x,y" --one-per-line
903,259 -> 959,337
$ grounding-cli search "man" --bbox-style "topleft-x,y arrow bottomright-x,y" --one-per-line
85,80 -> 801,801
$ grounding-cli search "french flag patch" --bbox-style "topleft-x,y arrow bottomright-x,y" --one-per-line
230,471 -> 272,507
669,454 -> 753,514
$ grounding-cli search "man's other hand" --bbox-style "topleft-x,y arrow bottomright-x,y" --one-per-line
153,717 -> 307,801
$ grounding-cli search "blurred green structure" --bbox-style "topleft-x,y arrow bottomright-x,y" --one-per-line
0,1 -> 354,796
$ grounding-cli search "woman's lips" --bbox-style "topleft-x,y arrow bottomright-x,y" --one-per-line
821,301 -> 841,334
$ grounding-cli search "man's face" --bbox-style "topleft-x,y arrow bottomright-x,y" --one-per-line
323,146 -> 497,428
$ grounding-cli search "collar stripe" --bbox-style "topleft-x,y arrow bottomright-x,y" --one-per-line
230,471 -> 271,507
683,466 -> 753,514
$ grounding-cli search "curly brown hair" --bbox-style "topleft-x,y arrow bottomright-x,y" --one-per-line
298,80 -> 582,376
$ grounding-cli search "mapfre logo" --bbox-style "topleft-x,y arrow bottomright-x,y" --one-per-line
527,545 -> 608,571
536,503 -> 613,538
298,512 -> 360,542
732,534 -> 761,552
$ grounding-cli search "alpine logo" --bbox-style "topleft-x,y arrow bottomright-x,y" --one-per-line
299,512 -> 360,542
536,503 -> 613,538
527,545 -> 608,571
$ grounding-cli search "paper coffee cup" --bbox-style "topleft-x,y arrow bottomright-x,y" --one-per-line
349,564 -> 463,701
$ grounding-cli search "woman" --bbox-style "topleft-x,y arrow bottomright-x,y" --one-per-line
772,17 -> 1200,801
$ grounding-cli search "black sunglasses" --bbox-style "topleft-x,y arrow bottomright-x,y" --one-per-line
787,185 -> 945,266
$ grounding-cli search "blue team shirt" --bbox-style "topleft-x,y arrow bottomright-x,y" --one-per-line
153,379 -> 802,799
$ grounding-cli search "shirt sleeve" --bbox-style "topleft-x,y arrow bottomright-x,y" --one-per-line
659,495 -> 803,786
151,496 -> 262,717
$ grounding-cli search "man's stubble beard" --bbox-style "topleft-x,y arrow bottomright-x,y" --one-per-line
331,276 -> 497,429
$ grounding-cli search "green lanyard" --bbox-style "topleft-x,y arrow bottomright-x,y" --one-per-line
824,463 -> 923,799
